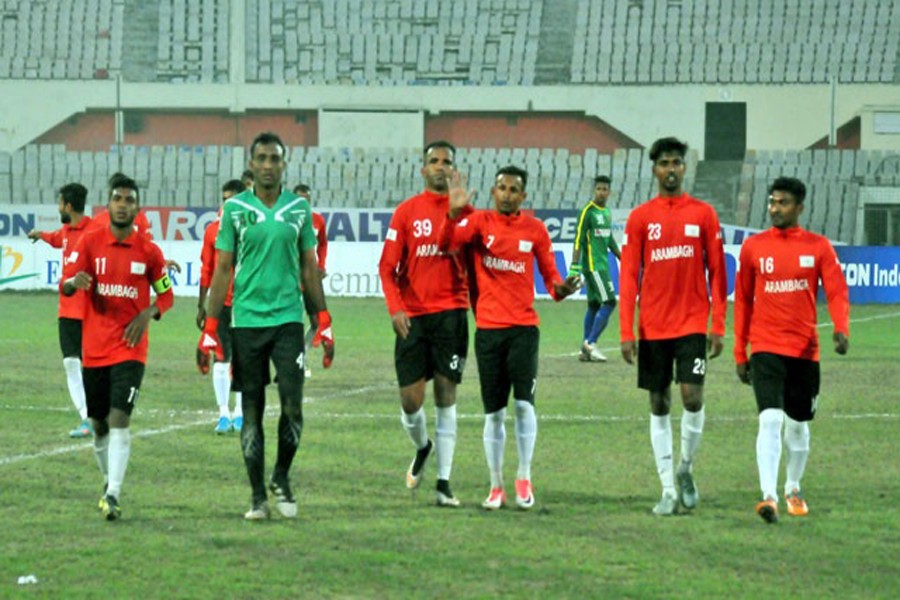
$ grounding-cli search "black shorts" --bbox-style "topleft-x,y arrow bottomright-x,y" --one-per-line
637,334 -> 708,392
82,361 -> 145,420
475,326 -> 539,413
394,309 -> 468,388
750,352 -> 820,422
58,317 -> 82,359
215,305 -> 234,362
233,323 -> 304,407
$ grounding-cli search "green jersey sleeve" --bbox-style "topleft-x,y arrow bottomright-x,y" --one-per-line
299,201 -> 316,252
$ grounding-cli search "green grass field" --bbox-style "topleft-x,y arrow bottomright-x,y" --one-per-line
1,292 -> 898,599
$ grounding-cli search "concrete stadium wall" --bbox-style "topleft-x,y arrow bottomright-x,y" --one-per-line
0,80 -> 897,154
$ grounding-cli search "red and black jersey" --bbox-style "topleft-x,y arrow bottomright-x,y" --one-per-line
312,212 -> 328,270
68,227 -> 173,367
439,210 -> 564,329
619,193 -> 727,342
378,190 -> 473,317
734,226 -> 849,363
40,216 -> 93,319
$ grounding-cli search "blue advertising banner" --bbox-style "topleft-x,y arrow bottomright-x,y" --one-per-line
834,246 -> 900,304
2,204 -> 897,303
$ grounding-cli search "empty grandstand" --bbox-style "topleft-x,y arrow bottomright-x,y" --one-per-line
1,0 -> 897,85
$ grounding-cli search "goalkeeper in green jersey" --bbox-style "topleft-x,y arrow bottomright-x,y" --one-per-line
570,175 -> 621,362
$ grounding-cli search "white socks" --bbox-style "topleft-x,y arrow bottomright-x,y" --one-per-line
514,400 -> 537,481
483,408 -> 506,488
757,410 -> 811,499
435,405 -> 457,481
783,415 -> 810,495
93,431 -> 109,483
107,428 -> 131,499
232,392 -> 243,418
756,408 -> 785,500
401,406 -> 428,449
62,357 -> 87,420
212,362 -> 231,418
680,406 -> 705,469
650,414 -> 675,495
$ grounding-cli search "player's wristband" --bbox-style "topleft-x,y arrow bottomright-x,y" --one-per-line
568,263 -> 582,276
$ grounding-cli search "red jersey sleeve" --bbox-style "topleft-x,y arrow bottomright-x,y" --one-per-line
40,229 -> 65,248
314,212 -> 328,269
618,209 -> 644,343
733,241 -> 756,364
533,222 -> 565,301
378,203 -> 409,315
438,211 -> 479,253
199,221 -> 218,288
819,239 -> 850,337
65,232 -> 92,286
704,207 -> 727,337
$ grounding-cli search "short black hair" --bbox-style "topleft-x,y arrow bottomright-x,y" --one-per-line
648,137 -> 688,162
293,183 -> 311,195
423,140 -> 456,164
594,175 -> 611,185
495,165 -> 528,189
108,174 -> 139,200
108,172 -> 127,187
249,132 -> 286,158
221,179 -> 245,196
241,169 -> 254,182
59,183 -> 88,213
769,176 -> 807,204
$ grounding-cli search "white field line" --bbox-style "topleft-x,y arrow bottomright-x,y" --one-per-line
550,310 -> 900,358
1,408 -> 896,468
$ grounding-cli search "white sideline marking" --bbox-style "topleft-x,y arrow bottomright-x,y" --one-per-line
0,420 -> 208,466
1,404 -> 896,467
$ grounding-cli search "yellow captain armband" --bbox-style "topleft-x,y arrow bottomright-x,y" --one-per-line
152,273 -> 172,294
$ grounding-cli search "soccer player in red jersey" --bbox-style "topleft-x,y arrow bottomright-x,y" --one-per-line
27,183 -> 94,438
92,173 -> 182,275
733,177 -> 850,524
619,137 -> 727,516
62,175 -> 174,521
378,141 -> 473,507
293,183 -> 328,379
197,179 -> 246,434
440,166 -> 581,510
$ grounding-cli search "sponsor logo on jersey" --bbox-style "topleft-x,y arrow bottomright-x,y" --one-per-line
483,255 -> 526,273
799,255 -> 815,268
415,243 -> 441,257
97,282 -> 139,299
650,244 -> 695,262
594,228 -> 611,237
385,228 -> 397,241
131,261 -> 146,275
518,240 -> 533,252
684,224 -> 700,238
764,278 -> 810,293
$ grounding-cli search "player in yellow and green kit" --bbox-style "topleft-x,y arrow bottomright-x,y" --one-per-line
570,175 -> 620,362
